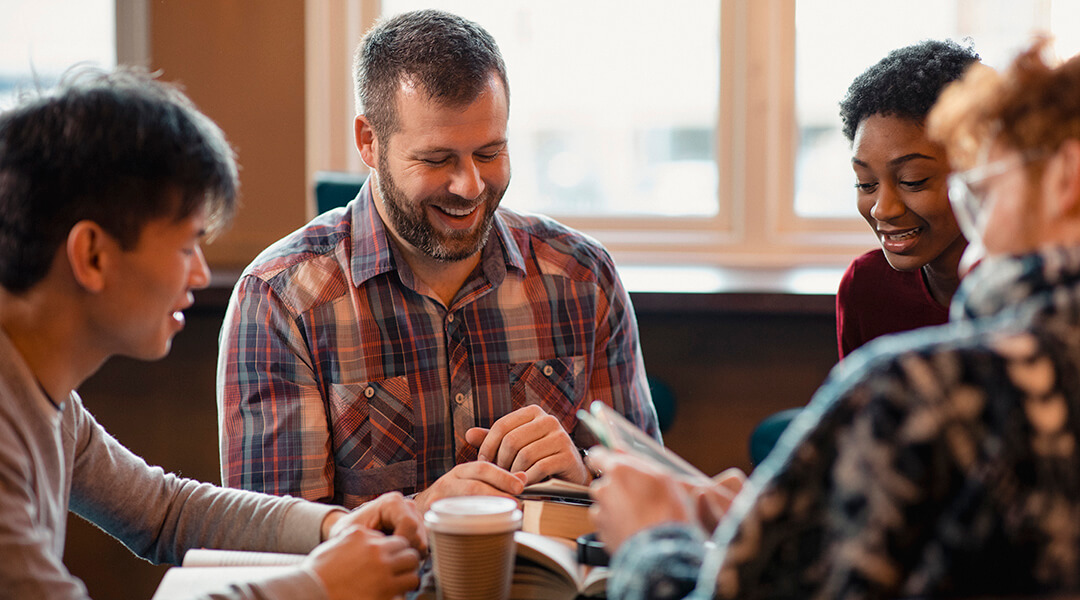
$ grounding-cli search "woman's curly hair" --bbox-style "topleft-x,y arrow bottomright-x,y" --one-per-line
840,39 -> 979,141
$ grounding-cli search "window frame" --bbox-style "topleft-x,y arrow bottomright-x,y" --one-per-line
116,0 -> 150,68
304,0 -> 878,269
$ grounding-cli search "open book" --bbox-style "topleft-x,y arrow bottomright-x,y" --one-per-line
513,531 -> 607,599
156,535 -> 605,600
151,550 -> 305,600
181,549 -> 306,567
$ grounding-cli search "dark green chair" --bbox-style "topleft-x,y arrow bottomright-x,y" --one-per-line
314,170 -> 367,214
647,376 -> 676,434
748,408 -> 800,466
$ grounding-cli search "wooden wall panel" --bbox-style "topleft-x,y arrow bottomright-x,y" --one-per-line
151,0 -> 308,268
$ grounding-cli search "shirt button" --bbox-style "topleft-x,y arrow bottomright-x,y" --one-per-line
543,365 -> 554,377
455,393 -> 466,405
447,313 -> 455,323
364,387 -> 375,398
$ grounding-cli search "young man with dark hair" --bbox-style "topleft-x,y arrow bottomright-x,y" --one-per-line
218,8 -> 659,512
0,68 -> 424,600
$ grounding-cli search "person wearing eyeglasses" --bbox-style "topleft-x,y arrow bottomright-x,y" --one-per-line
836,39 -> 979,360
590,38 -> 1080,600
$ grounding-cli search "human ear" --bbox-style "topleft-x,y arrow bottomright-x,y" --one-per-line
355,115 -> 378,170
66,221 -> 110,293
1045,139 -> 1080,218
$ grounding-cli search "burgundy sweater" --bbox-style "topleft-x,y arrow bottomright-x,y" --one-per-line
836,249 -> 949,359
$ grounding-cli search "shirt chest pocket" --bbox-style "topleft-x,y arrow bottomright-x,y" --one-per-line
327,377 -> 416,473
508,356 -> 587,431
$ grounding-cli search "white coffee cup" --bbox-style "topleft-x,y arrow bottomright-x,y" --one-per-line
424,496 -> 522,600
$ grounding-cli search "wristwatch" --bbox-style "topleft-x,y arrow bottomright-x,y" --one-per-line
578,446 -> 602,478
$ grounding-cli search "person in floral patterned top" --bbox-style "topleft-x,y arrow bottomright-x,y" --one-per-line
589,38 -> 1080,599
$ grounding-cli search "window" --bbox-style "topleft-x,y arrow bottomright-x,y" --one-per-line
795,0 -> 1080,219
384,0 -> 720,220
0,0 -> 117,109
309,0 -> 1080,268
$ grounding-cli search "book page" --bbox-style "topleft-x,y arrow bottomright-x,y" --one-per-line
579,565 -> 608,597
514,531 -> 580,583
520,478 -> 592,500
512,564 -> 578,600
152,566 -> 297,600
513,532 -> 607,598
181,548 -> 307,567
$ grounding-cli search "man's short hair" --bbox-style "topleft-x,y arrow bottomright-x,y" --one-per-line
0,67 -> 239,293
354,8 -> 509,140
840,39 -> 979,142
929,38 -> 1080,171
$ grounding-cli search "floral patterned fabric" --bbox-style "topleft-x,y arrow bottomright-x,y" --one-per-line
612,246 -> 1080,600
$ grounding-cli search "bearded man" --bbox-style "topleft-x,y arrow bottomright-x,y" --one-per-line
217,9 -> 658,512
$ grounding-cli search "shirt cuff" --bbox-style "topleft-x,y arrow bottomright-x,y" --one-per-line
608,523 -> 707,600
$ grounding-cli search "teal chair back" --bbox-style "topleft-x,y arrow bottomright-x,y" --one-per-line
314,171 -> 367,214
748,408 -> 800,466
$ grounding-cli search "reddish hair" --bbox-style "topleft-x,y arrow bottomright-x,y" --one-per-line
928,37 -> 1080,170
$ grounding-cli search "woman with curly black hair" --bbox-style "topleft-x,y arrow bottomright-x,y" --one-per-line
836,39 -> 979,358
750,40 -> 982,466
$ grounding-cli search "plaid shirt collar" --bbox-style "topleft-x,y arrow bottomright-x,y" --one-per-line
348,178 -> 527,295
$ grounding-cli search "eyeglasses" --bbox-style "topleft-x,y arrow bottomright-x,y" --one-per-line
946,150 -> 1043,247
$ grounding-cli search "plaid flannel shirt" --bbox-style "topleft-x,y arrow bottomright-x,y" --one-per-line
217,181 -> 659,507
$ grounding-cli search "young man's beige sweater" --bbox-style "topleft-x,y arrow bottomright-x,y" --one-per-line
0,329 -> 340,599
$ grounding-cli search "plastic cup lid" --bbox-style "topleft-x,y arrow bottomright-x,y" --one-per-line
424,496 -> 522,534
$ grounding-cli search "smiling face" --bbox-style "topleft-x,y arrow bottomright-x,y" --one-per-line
852,114 -> 966,274
98,199 -> 211,360
368,73 -> 511,264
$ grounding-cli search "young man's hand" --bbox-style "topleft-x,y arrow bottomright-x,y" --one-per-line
310,492 -> 427,599
321,491 -> 427,555
305,525 -> 421,600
